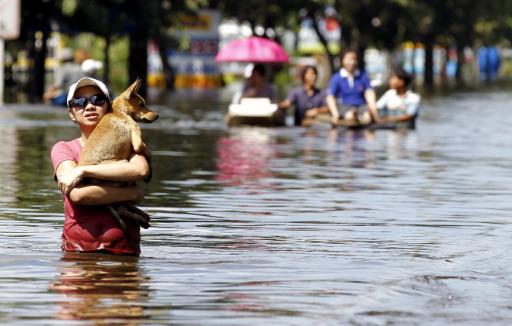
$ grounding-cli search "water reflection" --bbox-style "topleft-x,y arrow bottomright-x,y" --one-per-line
382,129 -> 417,159
50,253 -> 151,323
216,128 -> 277,186
0,110 -> 19,205
3,90 -> 512,324
333,129 -> 377,168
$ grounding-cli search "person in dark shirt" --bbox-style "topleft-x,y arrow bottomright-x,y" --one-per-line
237,64 -> 278,103
279,65 -> 329,126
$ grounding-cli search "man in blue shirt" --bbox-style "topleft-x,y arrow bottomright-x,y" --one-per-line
326,50 -> 379,126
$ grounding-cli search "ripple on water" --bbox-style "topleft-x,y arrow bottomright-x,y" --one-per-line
2,92 -> 512,324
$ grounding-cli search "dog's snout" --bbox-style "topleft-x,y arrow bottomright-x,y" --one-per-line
141,112 -> 159,123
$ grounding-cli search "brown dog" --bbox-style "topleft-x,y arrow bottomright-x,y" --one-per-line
79,79 -> 158,231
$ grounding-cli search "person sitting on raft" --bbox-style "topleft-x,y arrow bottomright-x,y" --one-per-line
232,63 -> 278,104
278,65 -> 329,126
326,49 -> 380,127
376,68 -> 421,128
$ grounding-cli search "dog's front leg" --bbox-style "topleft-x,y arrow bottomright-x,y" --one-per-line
129,121 -> 149,156
116,203 -> 151,229
107,205 -> 127,232
128,120 -> 152,181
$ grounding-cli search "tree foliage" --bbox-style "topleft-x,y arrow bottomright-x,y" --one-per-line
11,0 -> 512,100
13,0 -> 208,100
216,0 -> 512,87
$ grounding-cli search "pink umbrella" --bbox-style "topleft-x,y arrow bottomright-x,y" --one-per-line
215,36 -> 289,63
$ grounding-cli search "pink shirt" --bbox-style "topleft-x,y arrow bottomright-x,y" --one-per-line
51,139 -> 140,255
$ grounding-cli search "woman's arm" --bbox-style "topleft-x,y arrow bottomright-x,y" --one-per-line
56,154 -> 149,195
56,159 -> 145,204
68,184 -> 144,205
305,105 -> 330,118
81,154 -> 149,181
278,99 -> 291,109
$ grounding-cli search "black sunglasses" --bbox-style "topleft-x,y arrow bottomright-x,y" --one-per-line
69,94 -> 108,109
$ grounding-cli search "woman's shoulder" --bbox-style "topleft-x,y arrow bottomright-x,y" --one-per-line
51,138 -> 82,160
52,138 -> 81,150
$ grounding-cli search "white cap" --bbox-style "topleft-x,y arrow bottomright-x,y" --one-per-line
66,77 -> 110,107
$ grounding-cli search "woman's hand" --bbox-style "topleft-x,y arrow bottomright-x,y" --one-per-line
68,183 -> 145,205
57,166 -> 85,195
305,108 -> 319,118
278,99 -> 291,109
78,156 -> 149,183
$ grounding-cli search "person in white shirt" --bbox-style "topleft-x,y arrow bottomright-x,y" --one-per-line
377,69 -> 421,128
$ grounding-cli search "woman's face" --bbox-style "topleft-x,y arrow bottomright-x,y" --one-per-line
68,85 -> 109,128
342,52 -> 358,73
303,68 -> 318,85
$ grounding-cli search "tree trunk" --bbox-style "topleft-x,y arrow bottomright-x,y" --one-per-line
455,43 -> 464,85
410,44 -> 416,78
423,36 -> 434,89
103,34 -> 111,84
340,24 -> 352,54
155,34 -> 175,91
439,46 -> 448,87
308,13 -> 336,74
31,31 -> 48,103
335,0 -> 350,52
357,42 -> 366,72
129,31 -> 148,97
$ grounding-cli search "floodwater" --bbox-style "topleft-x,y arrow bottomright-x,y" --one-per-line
1,89 -> 512,325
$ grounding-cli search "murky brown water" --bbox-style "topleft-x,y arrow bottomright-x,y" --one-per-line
1,89 -> 512,325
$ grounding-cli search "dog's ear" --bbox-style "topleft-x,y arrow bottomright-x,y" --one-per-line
124,78 -> 142,99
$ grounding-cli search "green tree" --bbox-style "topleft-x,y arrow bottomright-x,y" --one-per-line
14,0 -> 207,100
19,0 -> 63,102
